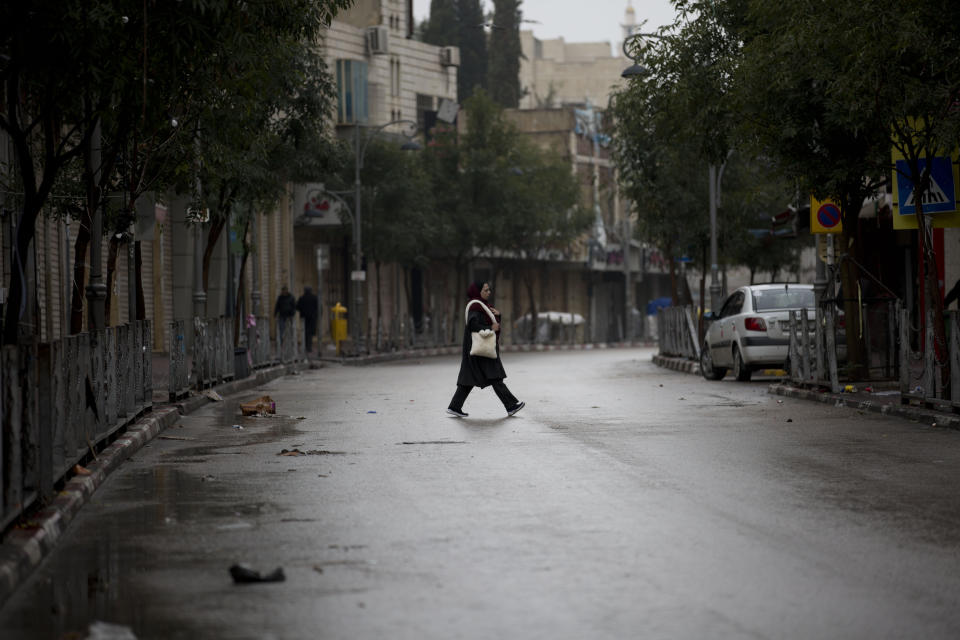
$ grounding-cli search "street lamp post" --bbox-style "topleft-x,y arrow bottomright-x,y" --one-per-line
351,119 -> 420,353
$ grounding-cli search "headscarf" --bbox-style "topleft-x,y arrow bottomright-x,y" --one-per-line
466,280 -> 486,302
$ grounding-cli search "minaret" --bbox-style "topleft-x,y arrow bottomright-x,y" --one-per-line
622,0 -> 637,41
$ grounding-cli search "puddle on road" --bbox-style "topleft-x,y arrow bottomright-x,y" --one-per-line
0,403 -> 334,638
0,453 -> 297,640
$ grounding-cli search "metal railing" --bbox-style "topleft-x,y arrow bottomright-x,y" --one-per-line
898,306 -> 960,410
657,305 -> 700,360
790,300 -> 900,393
246,315 -> 272,369
168,319 -> 189,401
788,307 -> 840,392
192,317 -> 235,389
2,321 -> 152,531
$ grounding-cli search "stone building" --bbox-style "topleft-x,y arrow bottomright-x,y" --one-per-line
291,0 -> 460,351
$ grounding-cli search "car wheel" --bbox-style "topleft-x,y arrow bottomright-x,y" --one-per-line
700,341 -> 727,380
733,345 -> 752,382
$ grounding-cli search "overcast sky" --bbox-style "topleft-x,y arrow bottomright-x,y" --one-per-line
413,0 -> 680,57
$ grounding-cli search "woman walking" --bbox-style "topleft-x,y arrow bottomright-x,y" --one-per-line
446,281 -> 525,418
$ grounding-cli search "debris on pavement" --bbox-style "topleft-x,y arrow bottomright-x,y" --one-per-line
159,435 -> 196,441
86,620 -> 138,639
279,448 -> 346,456
232,424 -> 244,430
202,389 -> 224,402
73,464 -> 92,476
229,564 -> 286,584
367,410 -> 377,414
240,395 -> 276,416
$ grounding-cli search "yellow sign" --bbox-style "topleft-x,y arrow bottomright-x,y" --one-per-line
810,196 -> 843,234
891,131 -> 960,229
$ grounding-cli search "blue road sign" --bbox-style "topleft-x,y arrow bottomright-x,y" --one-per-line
895,156 -> 956,215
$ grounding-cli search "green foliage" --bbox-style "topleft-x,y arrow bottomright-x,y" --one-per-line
457,0 -> 488,101
356,139 -> 437,268
0,0 -> 351,340
422,0 -> 487,102
458,90 -> 588,259
487,0 -> 522,108
422,0 -> 459,46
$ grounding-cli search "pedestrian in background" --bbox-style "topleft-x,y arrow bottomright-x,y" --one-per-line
446,281 -> 525,418
296,286 -> 319,354
274,285 -> 296,343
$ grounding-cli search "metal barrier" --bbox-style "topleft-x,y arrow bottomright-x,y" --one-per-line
2,321 -> 152,531
900,305 -> 944,408
657,305 -> 700,360
168,320 -> 189,401
246,316 -> 272,369
192,317 -> 235,389
790,300 -> 900,394
788,307 -> 840,392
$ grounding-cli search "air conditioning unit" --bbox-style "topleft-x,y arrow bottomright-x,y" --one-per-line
439,46 -> 460,67
366,26 -> 389,55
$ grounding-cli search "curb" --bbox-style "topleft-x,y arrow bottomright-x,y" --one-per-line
649,355 -> 960,429
0,360 -> 308,607
768,383 -> 960,430
652,353 -> 701,375
326,341 -> 656,366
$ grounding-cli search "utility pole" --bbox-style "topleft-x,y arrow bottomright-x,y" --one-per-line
86,118 -> 107,331
192,132 -> 206,320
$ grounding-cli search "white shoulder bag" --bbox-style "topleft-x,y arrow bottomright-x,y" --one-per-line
465,300 -> 498,359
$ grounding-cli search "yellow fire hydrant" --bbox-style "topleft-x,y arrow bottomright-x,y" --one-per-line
331,302 -> 348,355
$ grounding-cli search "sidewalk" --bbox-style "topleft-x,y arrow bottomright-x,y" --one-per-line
653,353 -> 960,430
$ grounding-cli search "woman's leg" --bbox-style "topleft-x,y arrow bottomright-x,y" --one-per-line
490,380 -> 519,409
448,385 -> 473,411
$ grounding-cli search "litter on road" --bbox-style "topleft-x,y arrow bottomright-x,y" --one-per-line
229,564 -> 285,584
240,395 -> 276,416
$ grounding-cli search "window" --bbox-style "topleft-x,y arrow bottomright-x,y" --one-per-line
719,291 -> 744,318
416,94 -> 434,132
752,288 -> 814,311
390,58 -> 401,97
336,59 -> 368,124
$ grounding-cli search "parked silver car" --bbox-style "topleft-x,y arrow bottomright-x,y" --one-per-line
700,284 -> 818,382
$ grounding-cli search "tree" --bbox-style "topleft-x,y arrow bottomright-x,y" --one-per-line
423,0 -> 487,103
732,0 -> 960,379
448,89 -> 588,337
0,0 -> 351,343
342,138 -> 436,336
487,0 -> 522,108
422,0 -> 458,47
457,0 -> 488,102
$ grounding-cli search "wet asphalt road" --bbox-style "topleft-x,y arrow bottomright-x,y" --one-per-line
3,347 -> 960,639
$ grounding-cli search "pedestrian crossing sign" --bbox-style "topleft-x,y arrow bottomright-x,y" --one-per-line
892,148 -> 960,229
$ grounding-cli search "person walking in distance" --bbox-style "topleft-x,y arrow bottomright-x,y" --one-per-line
446,281 -> 525,418
296,286 -> 319,354
274,285 -> 296,345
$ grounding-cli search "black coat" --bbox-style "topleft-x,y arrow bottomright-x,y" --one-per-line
274,293 -> 296,318
456,304 -> 507,387
296,292 -> 319,321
